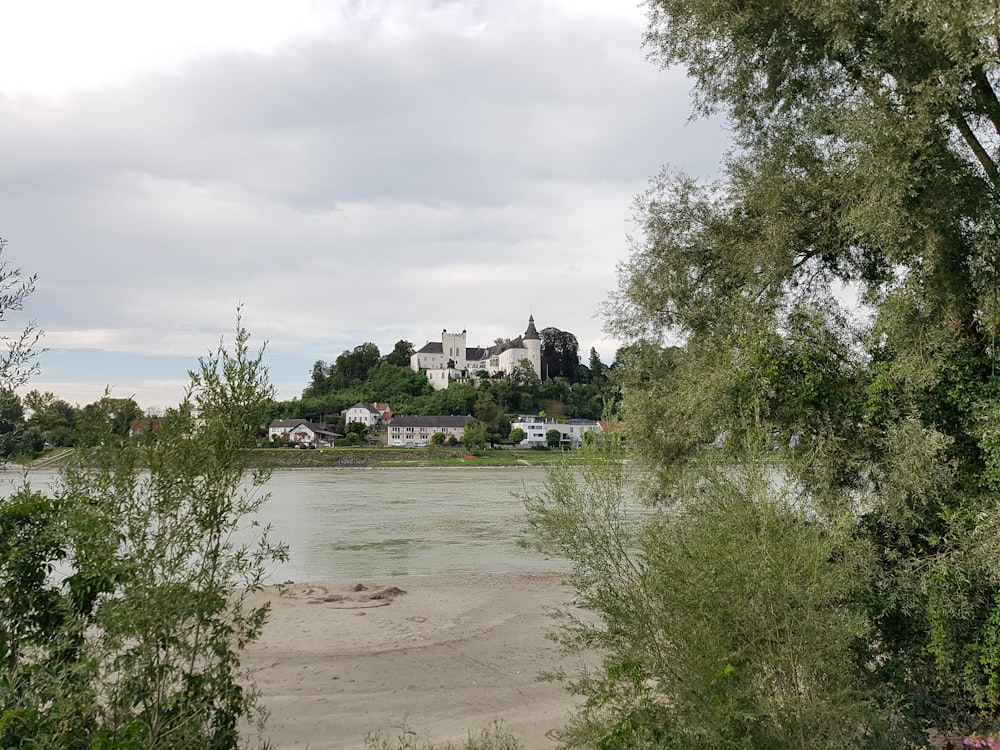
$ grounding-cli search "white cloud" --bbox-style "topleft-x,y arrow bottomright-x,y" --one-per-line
1,0 -> 729,409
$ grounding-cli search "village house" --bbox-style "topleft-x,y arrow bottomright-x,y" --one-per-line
341,402 -> 392,427
268,419 -> 340,446
386,415 -> 473,447
410,315 -> 542,390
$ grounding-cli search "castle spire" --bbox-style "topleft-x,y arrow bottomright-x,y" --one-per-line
524,315 -> 540,340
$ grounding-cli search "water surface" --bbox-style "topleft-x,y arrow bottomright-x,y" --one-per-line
4,467 -> 568,581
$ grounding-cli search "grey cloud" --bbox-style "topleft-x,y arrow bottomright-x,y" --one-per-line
1,2 -> 729,406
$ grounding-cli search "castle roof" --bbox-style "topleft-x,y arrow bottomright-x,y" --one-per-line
523,315 -> 540,341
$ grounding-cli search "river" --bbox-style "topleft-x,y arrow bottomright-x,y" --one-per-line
2,467 -> 569,581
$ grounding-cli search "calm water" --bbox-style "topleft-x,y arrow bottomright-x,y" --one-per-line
3,467 -> 569,581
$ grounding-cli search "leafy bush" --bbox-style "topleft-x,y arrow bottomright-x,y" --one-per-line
523,437 -> 891,750
0,314 -> 287,748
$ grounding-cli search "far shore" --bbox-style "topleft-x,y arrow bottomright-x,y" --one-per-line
14,445 -> 579,472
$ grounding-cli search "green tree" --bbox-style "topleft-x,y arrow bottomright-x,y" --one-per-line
545,428 -> 561,449
473,391 -> 501,424
0,390 -> 25,458
76,395 -> 141,445
524,439 -> 882,750
540,328 -> 580,381
508,427 -> 526,445
588,347 -> 605,380
24,389 -> 78,447
304,360 -> 331,398
430,431 -> 446,446
0,313 -> 287,747
510,359 -> 540,390
462,420 -> 487,454
382,339 -> 415,368
333,342 -> 381,388
525,0 -> 1000,744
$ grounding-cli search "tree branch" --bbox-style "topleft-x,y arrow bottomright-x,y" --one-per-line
970,65 -> 1000,139
952,110 -> 1000,192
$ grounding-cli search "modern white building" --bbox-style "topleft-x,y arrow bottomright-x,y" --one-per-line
509,416 -> 601,448
411,316 -> 542,390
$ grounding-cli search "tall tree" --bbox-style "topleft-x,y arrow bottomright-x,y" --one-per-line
23,392 -> 78,447
529,0 -> 1000,746
1,314 -> 286,747
0,390 -> 24,458
332,342 -> 381,388
540,327 -> 580,381
382,339 -> 415,368
588,347 -> 606,380
76,396 -> 142,445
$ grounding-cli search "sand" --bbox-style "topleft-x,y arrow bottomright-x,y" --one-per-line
243,571 -> 586,750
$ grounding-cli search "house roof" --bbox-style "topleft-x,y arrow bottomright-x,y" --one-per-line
269,419 -> 341,437
389,415 -> 474,429
345,402 -> 379,414
416,342 -> 444,354
270,419 -> 311,428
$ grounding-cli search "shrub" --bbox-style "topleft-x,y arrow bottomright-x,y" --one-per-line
0,314 -> 287,748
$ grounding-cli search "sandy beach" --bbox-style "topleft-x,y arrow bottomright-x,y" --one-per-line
244,571 -> 585,749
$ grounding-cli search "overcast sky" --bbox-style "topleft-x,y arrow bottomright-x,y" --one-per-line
1,0 -> 728,412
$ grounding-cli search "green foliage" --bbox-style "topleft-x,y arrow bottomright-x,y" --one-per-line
383,340 -> 415,368
0,239 -> 42,390
524,0 -> 1000,742
545,429 -> 561,448
75,395 -> 141,446
286,350 -> 614,423
0,390 -> 25,458
430,431 -> 446,446
364,720 -> 522,750
0,313 -> 287,748
24,390 -> 78,447
524,439 -> 890,750
461,420 -> 487,454
540,328 -> 580,381
508,427 -> 526,445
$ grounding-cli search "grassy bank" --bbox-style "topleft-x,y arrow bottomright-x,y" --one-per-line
256,446 -> 577,468
26,445 -> 580,470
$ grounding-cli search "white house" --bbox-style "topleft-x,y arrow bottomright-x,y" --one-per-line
342,402 -> 392,427
410,316 -> 542,390
268,419 -> 340,446
509,416 -> 601,448
386,415 -> 473,447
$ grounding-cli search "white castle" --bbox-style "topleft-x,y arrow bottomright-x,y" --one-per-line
410,316 -> 542,390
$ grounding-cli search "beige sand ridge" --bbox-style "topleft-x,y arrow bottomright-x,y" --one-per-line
244,571 -> 584,749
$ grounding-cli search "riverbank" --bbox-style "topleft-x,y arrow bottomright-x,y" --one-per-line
19,446 -> 578,471
244,571 -> 585,750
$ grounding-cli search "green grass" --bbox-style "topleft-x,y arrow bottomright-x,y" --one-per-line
27,445 -> 582,470
258,445 -> 579,468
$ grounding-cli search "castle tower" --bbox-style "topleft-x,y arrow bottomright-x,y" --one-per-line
441,328 -> 467,368
523,315 -> 541,377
